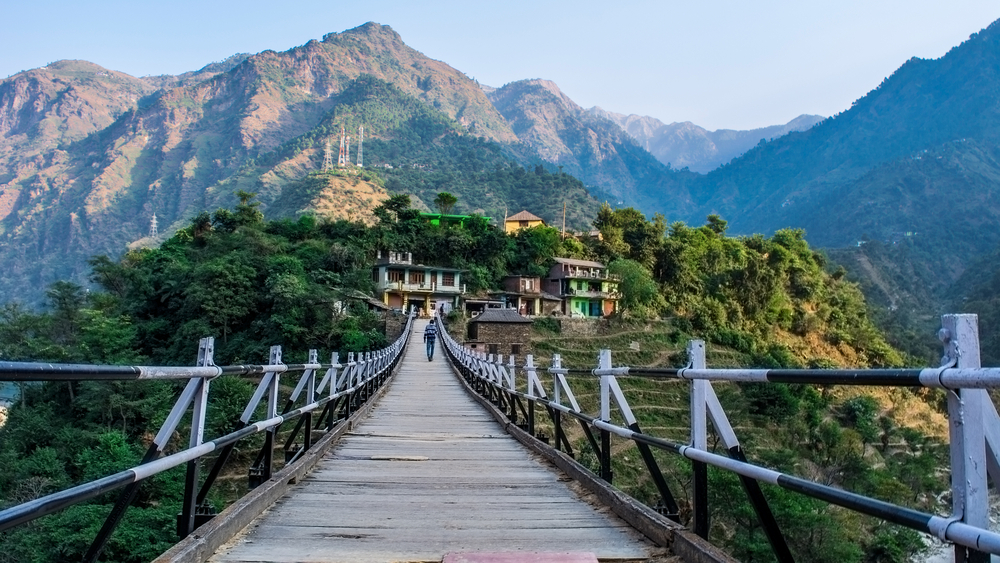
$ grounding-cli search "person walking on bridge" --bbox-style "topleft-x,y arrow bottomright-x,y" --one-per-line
423,319 -> 438,361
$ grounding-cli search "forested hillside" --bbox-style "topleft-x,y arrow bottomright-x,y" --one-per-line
677,20 -> 1000,240
0,196 -> 923,561
222,75 -> 602,229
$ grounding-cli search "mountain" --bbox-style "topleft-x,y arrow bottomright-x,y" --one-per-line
140,53 -> 253,90
218,75 -> 600,228
486,79 -> 692,210
658,19 -> 1000,362
0,60 -> 158,166
589,108 -> 824,173
680,20 -> 1000,244
0,23 -> 590,305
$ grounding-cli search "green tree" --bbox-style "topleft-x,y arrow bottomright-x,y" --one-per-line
185,258 -> 257,343
234,190 -> 264,225
608,259 -> 665,319
512,226 -> 562,277
433,192 -> 458,215
842,395 -> 880,450
46,281 -> 86,346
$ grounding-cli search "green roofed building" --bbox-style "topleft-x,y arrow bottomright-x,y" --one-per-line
420,213 -> 492,228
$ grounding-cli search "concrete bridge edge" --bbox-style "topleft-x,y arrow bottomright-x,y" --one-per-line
151,351 -> 409,563
445,361 -> 739,563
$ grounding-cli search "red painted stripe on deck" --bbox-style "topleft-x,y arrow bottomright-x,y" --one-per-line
443,552 -> 599,563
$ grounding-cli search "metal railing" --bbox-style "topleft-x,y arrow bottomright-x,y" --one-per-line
566,288 -> 620,299
379,281 -> 463,293
0,312 -> 414,563
438,313 -> 1000,563
560,269 -> 622,281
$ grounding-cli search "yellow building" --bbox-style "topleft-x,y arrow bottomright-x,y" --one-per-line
504,210 -> 546,234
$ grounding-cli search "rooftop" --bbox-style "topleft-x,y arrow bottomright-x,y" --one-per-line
469,309 -> 533,324
506,210 -> 544,222
553,257 -> 606,268
421,213 -> 492,221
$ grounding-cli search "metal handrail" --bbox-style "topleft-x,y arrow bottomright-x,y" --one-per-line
0,311 -> 416,562
0,361 -> 319,381
436,313 -> 1000,561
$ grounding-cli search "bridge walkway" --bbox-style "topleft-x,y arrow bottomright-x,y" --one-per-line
210,319 -> 667,562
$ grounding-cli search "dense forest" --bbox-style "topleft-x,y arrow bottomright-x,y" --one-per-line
0,194 -> 939,562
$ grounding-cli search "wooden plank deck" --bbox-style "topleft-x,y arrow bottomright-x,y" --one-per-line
210,319 -> 663,563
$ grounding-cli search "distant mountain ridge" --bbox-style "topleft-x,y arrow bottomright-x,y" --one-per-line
486,79 -> 691,209
681,19 -> 1000,250
589,107 -> 824,173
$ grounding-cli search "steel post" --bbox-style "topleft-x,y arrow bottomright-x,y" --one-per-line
599,349 -> 613,483
689,340 -> 710,538
943,315 -> 990,563
262,345 -> 281,482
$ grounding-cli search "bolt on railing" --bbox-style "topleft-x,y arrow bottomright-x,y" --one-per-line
437,313 -> 1000,563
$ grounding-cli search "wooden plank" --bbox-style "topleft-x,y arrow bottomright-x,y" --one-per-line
247,514 -> 630,529
210,319 -> 655,562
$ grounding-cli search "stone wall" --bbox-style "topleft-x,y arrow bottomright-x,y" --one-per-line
383,310 -> 408,342
466,322 -> 532,359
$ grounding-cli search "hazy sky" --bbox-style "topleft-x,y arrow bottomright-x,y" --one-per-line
1,1 -> 997,130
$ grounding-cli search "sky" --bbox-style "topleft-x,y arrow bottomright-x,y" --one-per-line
1,1 -> 997,130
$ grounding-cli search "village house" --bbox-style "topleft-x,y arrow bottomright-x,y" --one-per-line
492,275 -> 562,316
543,258 -> 620,317
371,250 -> 464,316
504,210 -> 546,234
462,295 -> 505,315
465,308 -> 533,358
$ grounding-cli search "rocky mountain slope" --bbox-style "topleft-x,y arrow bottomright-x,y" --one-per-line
589,108 -> 823,173
486,79 -> 692,210
0,23 -> 568,305
683,19 -> 1000,244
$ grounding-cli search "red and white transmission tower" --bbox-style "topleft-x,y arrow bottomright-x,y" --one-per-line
337,126 -> 347,167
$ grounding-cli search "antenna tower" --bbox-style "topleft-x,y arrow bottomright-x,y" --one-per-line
323,140 -> 333,171
357,125 -> 364,167
149,213 -> 158,238
337,126 -> 347,167
346,136 -> 351,166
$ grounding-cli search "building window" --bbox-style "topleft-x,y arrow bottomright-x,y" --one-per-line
488,344 -> 498,355
410,271 -> 425,284
442,272 -> 455,286
388,269 -> 404,282
524,278 -> 534,291
371,269 -> 379,282
511,344 -> 522,356
519,220 -> 529,228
